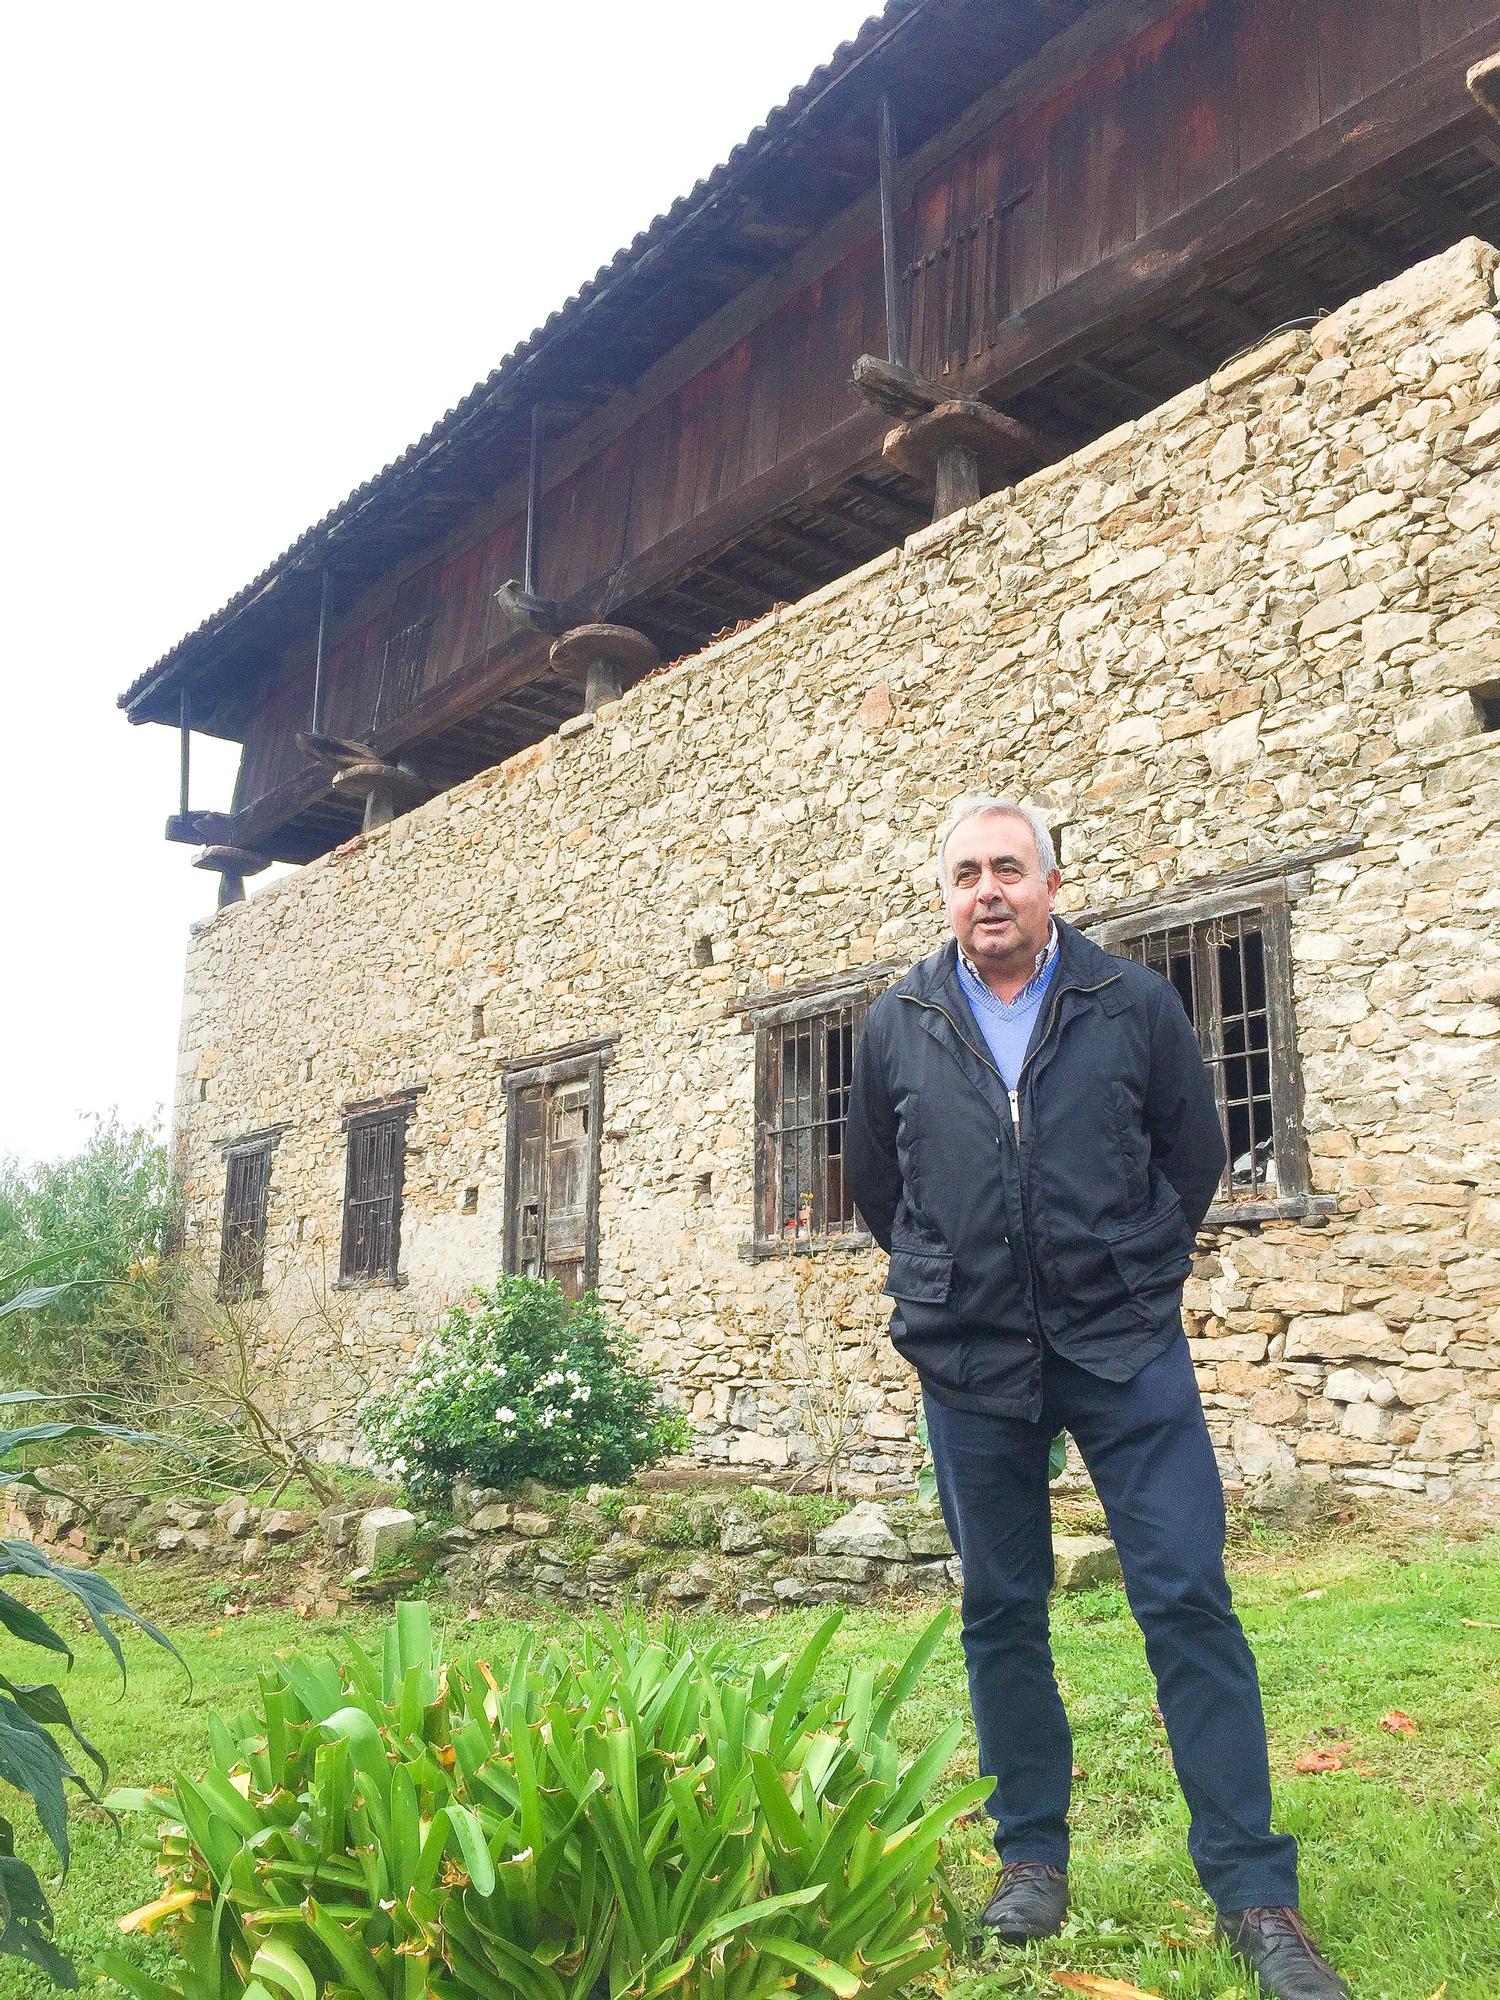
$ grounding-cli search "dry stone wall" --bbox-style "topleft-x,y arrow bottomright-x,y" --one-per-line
175,241 -> 1500,1504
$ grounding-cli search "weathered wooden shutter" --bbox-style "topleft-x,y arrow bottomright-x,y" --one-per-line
341,1106 -> 409,1283
503,1047 -> 608,1297
511,1084 -> 547,1279
219,1143 -> 272,1299
544,1081 -> 592,1300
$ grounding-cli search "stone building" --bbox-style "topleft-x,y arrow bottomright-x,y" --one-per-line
126,8 -> 1500,1500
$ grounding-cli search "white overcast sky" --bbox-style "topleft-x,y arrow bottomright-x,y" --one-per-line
1,0 -> 879,1167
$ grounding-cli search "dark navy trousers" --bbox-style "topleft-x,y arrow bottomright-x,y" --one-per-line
922,1335 -> 1300,1913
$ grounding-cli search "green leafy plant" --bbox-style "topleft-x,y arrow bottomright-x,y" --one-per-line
361,1278 -> 691,1502
0,1258 -> 181,1985
107,1600 -> 985,2000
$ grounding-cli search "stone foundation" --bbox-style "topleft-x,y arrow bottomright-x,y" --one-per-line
173,241 -> 1500,1503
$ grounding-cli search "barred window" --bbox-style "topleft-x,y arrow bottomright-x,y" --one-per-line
340,1096 -> 417,1284
218,1138 -> 275,1300
744,975 -> 889,1255
1090,882 -> 1310,1216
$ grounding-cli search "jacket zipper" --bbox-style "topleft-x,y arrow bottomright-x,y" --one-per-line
899,967 -> 1123,1346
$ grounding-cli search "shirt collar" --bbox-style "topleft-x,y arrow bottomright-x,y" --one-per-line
958,918 -> 1058,996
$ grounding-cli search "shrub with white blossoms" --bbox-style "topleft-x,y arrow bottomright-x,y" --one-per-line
360,1276 -> 691,1501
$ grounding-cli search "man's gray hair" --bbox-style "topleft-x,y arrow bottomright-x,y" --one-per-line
934,795 -> 1058,897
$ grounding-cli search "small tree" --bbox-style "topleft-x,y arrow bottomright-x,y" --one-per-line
781,1316 -> 885,1501
122,1242 -> 381,1506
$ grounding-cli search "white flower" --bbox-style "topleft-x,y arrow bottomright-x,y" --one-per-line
495,1406 -> 516,1424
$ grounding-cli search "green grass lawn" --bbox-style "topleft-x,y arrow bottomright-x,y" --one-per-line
3,1526 -> 1496,2000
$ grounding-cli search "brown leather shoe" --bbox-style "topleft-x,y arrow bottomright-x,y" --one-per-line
978,1860 -> 1068,1942
1216,1906 -> 1349,1999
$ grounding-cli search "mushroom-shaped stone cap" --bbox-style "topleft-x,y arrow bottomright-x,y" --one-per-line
548,622 -> 660,680
329,761 -> 427,806
882,398 -> 1042,485
192,845 -> 271,876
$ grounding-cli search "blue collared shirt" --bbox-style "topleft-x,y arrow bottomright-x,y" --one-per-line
954,921 -> 1060,1089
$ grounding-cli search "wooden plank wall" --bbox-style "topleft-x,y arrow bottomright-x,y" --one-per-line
235,0 -> 1500,820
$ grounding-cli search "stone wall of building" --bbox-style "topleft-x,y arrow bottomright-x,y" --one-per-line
174,240 -> 1500,1502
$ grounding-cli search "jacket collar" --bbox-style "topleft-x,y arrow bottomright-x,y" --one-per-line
897,916 -> 1120,1005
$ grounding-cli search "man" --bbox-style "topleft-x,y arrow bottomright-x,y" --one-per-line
844,795 -> 1345,2000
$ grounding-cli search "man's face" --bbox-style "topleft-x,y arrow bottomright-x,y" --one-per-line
943,811 -> 1060,980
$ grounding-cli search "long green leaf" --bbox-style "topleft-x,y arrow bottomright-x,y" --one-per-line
249,1935 -> 318,2000
442,1804 -> 496,1897
758,1937 -> 862,1999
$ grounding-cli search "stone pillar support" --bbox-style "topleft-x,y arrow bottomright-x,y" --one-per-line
549,622 -> 659,713
329,760 -> 428,833
192,845 -> 270,909
882,399 -> 1043,522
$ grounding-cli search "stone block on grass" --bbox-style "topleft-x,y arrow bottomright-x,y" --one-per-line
355,1506 -> 417,1568
1051,1535 -> 1122,1593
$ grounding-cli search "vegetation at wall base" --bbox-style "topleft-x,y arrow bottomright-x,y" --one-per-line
360,1277 -> 691,1501
0,1359 -> 181,1987
106,1598 -> 982,2000
0,1525 -> 1491,1999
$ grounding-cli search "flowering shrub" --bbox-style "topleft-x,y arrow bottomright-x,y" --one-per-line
360,1276 -> 690,1500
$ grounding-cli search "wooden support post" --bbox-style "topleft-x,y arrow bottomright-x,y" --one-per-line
166,809 -> 236,846
328,759 -> 428,832
878,92 -> 906,370
549,622 -> 659,713
311,568 -> 330,734
524,404 -> 545,598
881,400 -> 1045,523
193,844 -> 270,909
849,351 -> 946,417
178,690 -> 191,818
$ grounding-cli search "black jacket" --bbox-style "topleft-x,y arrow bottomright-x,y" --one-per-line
843,919 -> 1225,1419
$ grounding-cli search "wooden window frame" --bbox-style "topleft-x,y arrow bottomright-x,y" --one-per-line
737,969 -> 897,1261
501,1038 -> 612,1297
1080,846 -> 1359,1227
217,1129 -> 281,1301
338,1091 -> 420,1286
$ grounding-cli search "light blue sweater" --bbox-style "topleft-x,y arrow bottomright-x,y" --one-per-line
954,929 -> 1060,1091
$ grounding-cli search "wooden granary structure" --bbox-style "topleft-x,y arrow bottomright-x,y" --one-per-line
122,0 -> 1500,893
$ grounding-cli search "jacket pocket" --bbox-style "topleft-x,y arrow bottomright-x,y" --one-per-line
1107,1199 -> 1191,1295
883,1248 -> 954,1305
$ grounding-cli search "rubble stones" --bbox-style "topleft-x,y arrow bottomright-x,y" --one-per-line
815,1502 -> 910,1563
510,1510 -> 555,1540
261,1509 -> 314,1543
718,1510 -> 763,1556
216,1498 -> 259,1539
318,1507 -> 359,1548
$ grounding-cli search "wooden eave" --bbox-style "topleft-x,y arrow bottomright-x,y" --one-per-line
119,0 -> 1093,735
